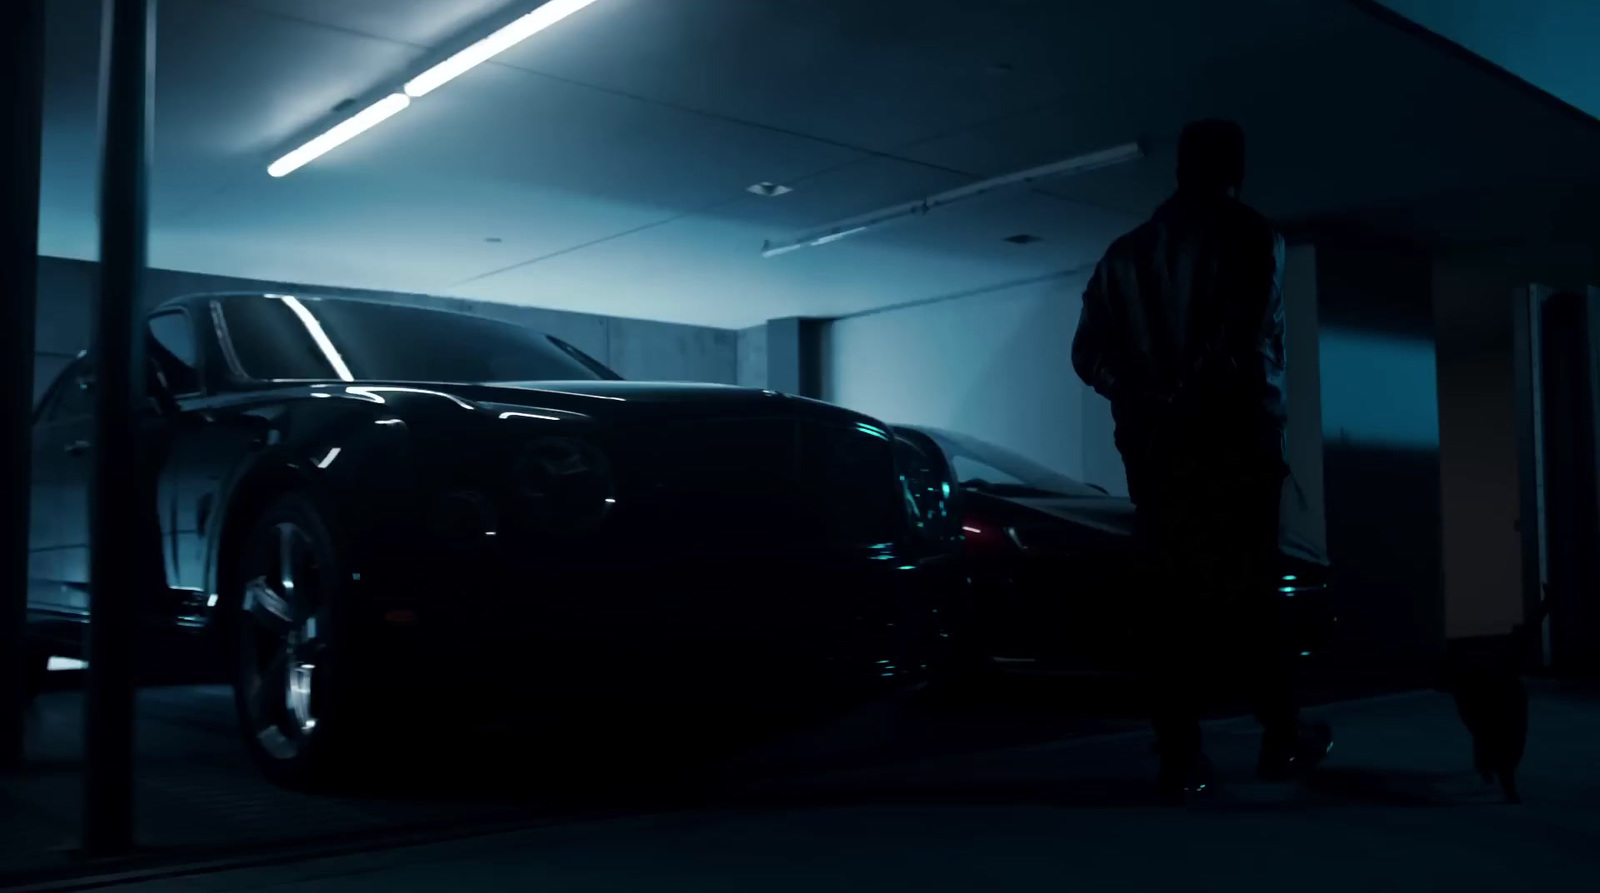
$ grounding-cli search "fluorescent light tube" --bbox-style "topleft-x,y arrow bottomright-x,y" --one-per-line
811,226 -> 869,247
268,93 -> 411,177
404,0 -> 601,98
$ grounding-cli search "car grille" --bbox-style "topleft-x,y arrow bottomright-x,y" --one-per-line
604,416 -> 903,553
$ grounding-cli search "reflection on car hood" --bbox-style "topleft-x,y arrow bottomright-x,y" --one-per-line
1007,495 -> 1330,566
312,379 -> 885,427
489,380 -> 765,403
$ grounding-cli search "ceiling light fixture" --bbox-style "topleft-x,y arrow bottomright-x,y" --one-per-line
760,141 -> 1145,258
404,0 -> 602,97
268,93 -> 411,177
267,0 -> 602,177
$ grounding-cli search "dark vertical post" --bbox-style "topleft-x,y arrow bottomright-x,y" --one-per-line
1537,291 -> 1600,676
83,0 -> 154,857
765,318 -> 827,399
1512,286 -> 1549,667
0,0 -> 46,773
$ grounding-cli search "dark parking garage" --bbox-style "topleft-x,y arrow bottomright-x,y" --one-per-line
4,0 -> 1600,890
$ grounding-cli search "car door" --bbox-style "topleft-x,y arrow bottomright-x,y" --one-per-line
146,308 -> 211,616
29,357 -> 96,617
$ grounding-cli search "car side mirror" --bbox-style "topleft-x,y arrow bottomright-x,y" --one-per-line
146,360 -> 181,418
78,360 -> 182,418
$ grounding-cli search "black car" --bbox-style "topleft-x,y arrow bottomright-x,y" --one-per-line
891,425 -> 1337,682
26,293 -> 956,787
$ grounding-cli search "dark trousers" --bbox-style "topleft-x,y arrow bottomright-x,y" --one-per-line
1134,463 -> 1296,764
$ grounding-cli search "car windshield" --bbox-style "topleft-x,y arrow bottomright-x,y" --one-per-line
914,427 -> 1109,499
215,295 -> 622,383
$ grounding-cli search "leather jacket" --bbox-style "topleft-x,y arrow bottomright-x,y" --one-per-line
1072,191 -> 1287,493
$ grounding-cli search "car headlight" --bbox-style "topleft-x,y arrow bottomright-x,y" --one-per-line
1278,572 -> 1327,596
512,436 -> 616,533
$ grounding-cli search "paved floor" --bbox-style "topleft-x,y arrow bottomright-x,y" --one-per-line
0,674 -> 1139,886
6,678 -> 1599,892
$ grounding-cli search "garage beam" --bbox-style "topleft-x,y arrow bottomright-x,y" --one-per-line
0,0 -> 45,774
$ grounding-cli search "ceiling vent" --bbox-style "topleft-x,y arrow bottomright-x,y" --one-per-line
747,182 -> 794,197
1003,233 -> 1043,245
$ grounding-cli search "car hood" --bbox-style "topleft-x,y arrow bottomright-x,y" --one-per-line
1007,494 -> 1330,566
315,379 -> 881,426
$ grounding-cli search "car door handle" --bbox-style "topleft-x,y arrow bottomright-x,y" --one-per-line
64,440 -> 90,457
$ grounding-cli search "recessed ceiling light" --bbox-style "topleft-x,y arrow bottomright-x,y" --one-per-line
747,182 -> 794,198
1003,233 -> 1043,245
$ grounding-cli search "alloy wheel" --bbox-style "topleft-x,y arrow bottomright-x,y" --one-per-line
239,521 -> 329,761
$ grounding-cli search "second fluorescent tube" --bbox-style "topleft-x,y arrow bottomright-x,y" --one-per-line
405,0 -> 602,98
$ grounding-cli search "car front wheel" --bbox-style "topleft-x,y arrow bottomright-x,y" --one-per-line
231,493 -> 360,789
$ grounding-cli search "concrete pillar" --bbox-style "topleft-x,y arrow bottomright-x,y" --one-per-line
765,317 -> 826,399
1281,243 -> 1327,558
0,0 -> 45,773
1313,235 -> 1444,674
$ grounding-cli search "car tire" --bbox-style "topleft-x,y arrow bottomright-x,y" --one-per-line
230,492 -> 365,790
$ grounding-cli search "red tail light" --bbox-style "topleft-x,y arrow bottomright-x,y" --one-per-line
960,516 -> 1015,557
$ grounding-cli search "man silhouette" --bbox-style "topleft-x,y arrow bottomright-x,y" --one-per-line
1072,119 -> 1331,803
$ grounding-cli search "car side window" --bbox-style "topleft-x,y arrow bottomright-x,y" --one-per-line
40,360 -> 94,424
148,310 -> 202,395
949,455 -> 1019,488
893,430 -> 961,546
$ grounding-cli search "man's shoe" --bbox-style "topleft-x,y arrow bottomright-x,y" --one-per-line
1257,720 -> 1333,782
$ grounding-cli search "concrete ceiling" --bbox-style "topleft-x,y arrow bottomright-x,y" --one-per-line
1372,0 -> 1600,123
37,0 -> 1600,329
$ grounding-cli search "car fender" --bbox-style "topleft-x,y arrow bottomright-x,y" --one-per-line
197,394 -> 430,627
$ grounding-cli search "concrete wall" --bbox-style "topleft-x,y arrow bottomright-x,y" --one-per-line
736,325 -> 768,389
32,256 -> 738,401
821,268 -> 1102,488
821,246 -> 1331,521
